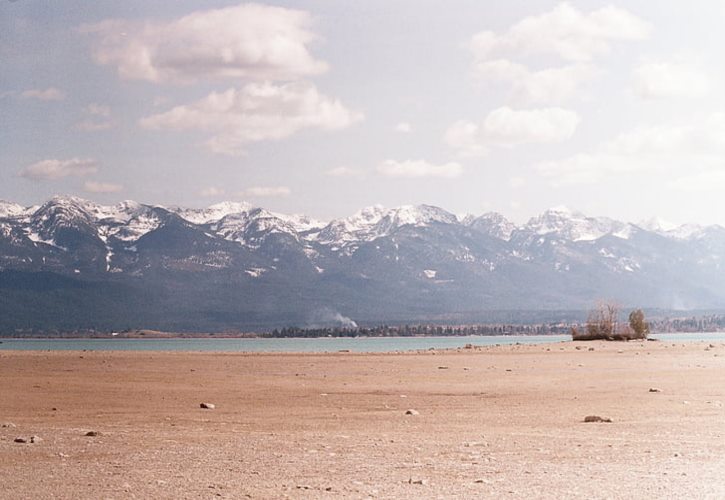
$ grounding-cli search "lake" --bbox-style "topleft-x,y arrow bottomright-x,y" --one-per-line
1,332 -> 724,352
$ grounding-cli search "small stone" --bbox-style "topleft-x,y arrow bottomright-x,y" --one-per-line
588,347 -> 595,351
29,435 -> 42,443
583,415 -> 612,423
85,431 -> 100,437
649,388 -> 661,393
14,437 -> 27,443
1,422 -> 16,428
437,366 -> 449,370
405,409 -> 420,416
409,478 -> 428,485
200,402 -> 215,410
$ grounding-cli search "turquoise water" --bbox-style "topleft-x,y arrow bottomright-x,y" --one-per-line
0,332 -> 723,352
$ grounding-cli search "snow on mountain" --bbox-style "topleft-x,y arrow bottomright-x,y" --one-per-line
316,204 -> 457,245
110,210 -> 164,242
524,206 -> 632,242
274,213 -> 326,233
173,201 -> 253,225
467,212 -> 516,241
211,208 -> 302,248
0,200 -> 33,219
638,217 -> 678,233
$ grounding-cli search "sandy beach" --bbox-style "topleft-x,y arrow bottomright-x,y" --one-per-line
2,341 -> 725,499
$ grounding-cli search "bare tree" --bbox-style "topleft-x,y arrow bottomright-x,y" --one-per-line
575,302 -> 619,340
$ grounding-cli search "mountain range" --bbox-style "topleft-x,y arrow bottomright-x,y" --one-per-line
2,196 -> 725,332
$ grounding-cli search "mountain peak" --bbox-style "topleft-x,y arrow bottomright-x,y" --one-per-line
468,212 -> 516,240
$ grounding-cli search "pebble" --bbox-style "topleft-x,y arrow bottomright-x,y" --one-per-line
405,409 -> 420,416
583,415 -> 612,423
409,478 -> 428,485
85,431 -> 100,437
1,422 -> 16,428
14,437 -> 27,443
200,402 -> 216,410
437,366 -> 449,370
649,388 -> 662,393
30,435 -> 42,443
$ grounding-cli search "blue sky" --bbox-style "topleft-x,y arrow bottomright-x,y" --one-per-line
2,1 -> 725,224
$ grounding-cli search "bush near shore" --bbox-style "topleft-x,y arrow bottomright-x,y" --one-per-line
571,304 -> 649,341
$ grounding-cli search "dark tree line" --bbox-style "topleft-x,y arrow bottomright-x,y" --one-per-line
265,323 -> 576,338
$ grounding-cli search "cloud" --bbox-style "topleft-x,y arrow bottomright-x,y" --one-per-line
140,81 -> 363,155
470,3 -> 651,63
20,87 -> 65,101
632,61 -> 710,99
445,106 -> 579,156
394,122 -> 412,133
242,186 -> 291,197
83,180 -> 123,193
200,187 -> 225,197
19,158 -> 98,180
473,59 -> 595,103
377,159 -> 463,179
538,114 -> 725,185
326,166 -> 363,177
82,3 -> 327,84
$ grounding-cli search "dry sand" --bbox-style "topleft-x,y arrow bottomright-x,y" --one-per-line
2,340 -> 725,499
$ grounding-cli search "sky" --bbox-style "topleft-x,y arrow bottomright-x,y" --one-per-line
2,0 -> 725,225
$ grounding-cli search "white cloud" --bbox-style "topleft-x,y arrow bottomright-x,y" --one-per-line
82,3 -> 327,84
632,61 -> 710,99
474,59 -> 595,103
394,122 -> 412,133
446,106 -> 579,156
140,81 -> 363,156
242,186 -> 291,197
19,158 -> 98,180
470,3 -> 651,63
326,166 -> 363,177
377,159 -> 463,179
200,187 -> 225,197
20,87 -> 65,101
84,181 -> 123,193
538,114 -> 725,185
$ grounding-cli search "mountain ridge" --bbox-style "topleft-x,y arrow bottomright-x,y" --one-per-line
1,196 -> 725,332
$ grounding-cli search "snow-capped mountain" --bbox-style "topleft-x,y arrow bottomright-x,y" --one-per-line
523,206 -> 634,242
2,196 -> 725,332
465,212 -> 517,241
